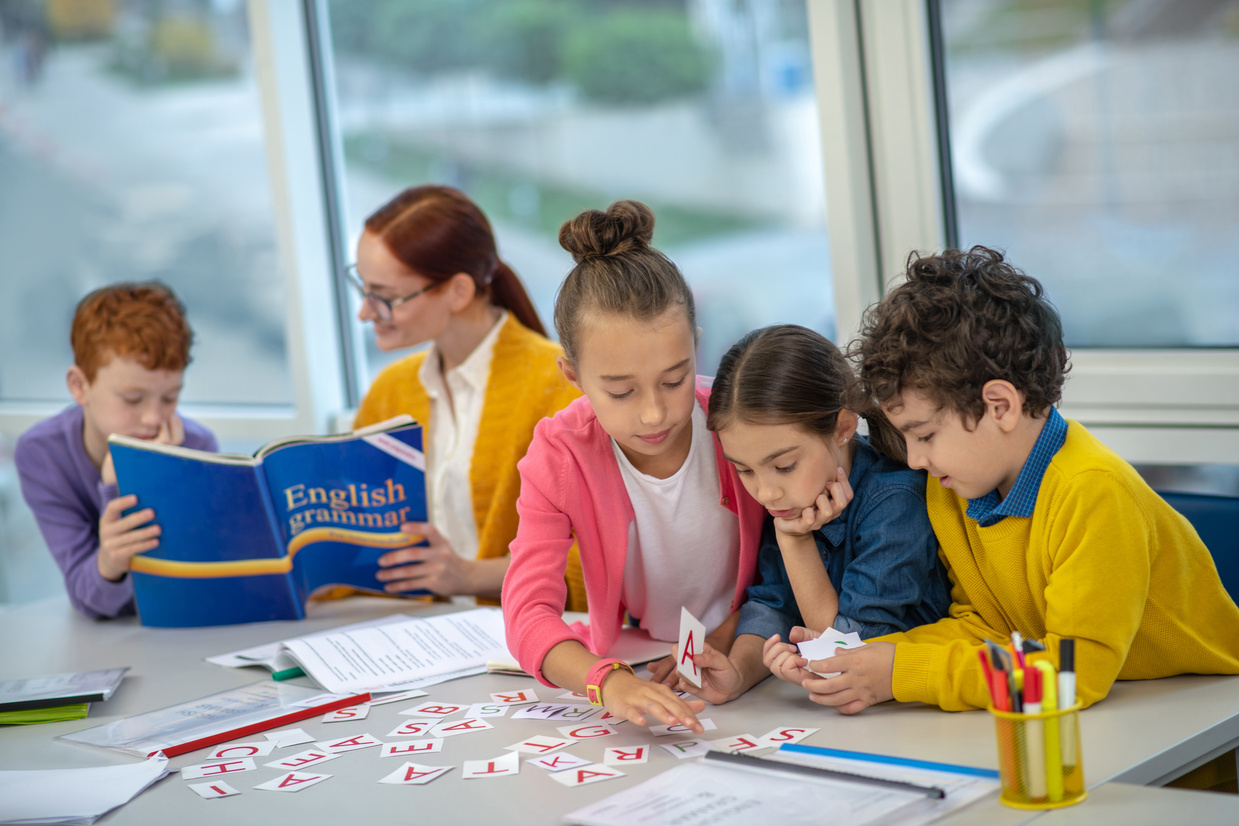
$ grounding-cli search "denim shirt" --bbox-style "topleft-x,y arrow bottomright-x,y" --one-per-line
735,436 -> 952,641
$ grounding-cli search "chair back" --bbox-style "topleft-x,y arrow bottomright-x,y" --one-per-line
1158,491 -> 1239,605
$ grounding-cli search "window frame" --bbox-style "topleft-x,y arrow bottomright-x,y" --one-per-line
0,0 -> 348,445
810,0 -> 1239,465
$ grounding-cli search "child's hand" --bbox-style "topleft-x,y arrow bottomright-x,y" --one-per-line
97,495 -> 161,582
377,522 -> 473,595
773,466 -> 853,537
100,415 -> 186,486
762,633 -> 813,686
153,414 -> 186,446
672,642 -> 746,704
801,641 -> 896,714
604,670 -> 705,731
645,654 -> 679,687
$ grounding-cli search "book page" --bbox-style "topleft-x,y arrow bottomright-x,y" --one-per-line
281,608 -> 508,694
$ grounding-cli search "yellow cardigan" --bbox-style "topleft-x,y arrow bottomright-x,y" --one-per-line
354,315 -> 586,611
879,419 -> 1239,711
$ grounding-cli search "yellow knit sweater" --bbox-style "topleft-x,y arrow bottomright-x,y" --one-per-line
879,419 -> 1239,711
354,315 -> 586,611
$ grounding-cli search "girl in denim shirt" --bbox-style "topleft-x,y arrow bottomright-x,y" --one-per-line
673,324 -> 951,703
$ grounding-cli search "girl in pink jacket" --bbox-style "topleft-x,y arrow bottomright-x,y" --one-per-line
502,200 -> 765,733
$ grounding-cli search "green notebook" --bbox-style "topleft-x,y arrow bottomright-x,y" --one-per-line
0,703 -> 89,725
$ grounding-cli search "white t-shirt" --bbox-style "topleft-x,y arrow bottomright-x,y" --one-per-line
615,403 -> 740,642
417,310 -> 508,561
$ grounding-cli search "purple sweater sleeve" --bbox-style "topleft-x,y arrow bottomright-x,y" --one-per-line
14,409 -> 218,619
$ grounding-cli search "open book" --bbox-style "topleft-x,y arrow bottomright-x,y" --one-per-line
110,416 -> 427,627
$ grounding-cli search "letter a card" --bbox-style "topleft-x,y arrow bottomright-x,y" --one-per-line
549,765 -> 626,787
677,606 -> 705,686
378,762 -> 453,786
255,771 -> 332,793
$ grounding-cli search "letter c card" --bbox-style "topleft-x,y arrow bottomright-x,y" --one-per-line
206,741 -> 275,760
181,759 -> 256,780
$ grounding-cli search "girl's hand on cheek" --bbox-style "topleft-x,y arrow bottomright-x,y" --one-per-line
777,467 -> 854,536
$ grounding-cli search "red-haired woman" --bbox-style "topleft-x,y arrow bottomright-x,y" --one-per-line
349,185 -> 584,609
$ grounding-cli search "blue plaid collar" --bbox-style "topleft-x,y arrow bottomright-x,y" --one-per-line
965,407 -> 1067,527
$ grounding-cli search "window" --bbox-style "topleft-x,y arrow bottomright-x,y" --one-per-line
320,0 -> 835,393
0,0 -> 292,411
937,0 -> 1239,349
827,0 -> 1239,464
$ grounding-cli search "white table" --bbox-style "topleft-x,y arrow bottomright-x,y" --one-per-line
2,595 -> 1236,824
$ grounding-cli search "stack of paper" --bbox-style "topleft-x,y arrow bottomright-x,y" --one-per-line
0,668 -> 128,726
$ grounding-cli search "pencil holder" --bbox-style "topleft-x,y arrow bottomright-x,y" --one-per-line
989,703 -> 1086,809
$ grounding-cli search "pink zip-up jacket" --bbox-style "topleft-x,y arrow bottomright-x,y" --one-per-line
502,379 -> 766,685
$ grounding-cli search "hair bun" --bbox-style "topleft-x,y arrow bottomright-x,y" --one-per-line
558,200 -> 655,263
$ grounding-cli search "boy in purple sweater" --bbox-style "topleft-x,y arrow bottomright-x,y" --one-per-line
15,283 -> 217,618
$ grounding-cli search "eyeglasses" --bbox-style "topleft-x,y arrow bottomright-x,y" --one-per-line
344,264 -> 442,322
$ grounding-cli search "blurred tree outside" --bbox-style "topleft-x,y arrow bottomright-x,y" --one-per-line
328,0 -> 713,105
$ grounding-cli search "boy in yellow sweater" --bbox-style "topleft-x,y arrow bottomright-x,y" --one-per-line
794,246 -> 1239,714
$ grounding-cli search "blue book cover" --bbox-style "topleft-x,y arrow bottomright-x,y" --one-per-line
109,416 -> 427,628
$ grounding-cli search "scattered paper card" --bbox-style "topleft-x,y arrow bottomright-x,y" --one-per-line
550,765 -> 625,787
430,717 -> 494,737
206,740 -> 275,760
527,752 -> 592,772
462,751 -> 520,779
264,727 -> 315,748
317,733 -> 381,753
505,735 -> 573,755
181,759 -> 256,780
557,723 -> 617,740
254,771 -> 331,793
797,628 -> 865,677
381,739 -> 444,758
467,702 -> 511,717
322,703 -> 369,722
265,749 -> 339,771
649,718 -> 715,737
369,689 -> 429,706
378,762 -> 452,785
188,780 -> 239,799
387,719 -> 434,737
490,688 -> 539,705
676,607 -> 706,686
709,734 -> 767,754
604,745 -> 651,765
757,726 -> 819,748
401,701 -> 466,718
659,739 -> 712,759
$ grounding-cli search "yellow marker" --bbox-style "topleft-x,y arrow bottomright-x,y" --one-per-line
1034,660 -> 1064,802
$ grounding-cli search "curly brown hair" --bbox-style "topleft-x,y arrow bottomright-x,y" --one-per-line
846,246 -> 1070,425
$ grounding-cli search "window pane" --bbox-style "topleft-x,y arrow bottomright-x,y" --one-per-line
0,0 -> 291,404
937,0 -> 1239,347
323,0 -> 832,385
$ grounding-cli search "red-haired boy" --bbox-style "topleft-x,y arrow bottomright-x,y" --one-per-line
15,283 -> 217,618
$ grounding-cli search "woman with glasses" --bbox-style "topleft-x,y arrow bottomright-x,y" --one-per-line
349,184 -> 584,610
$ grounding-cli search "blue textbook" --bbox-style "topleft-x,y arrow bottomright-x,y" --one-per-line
109,416 -> 427,628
